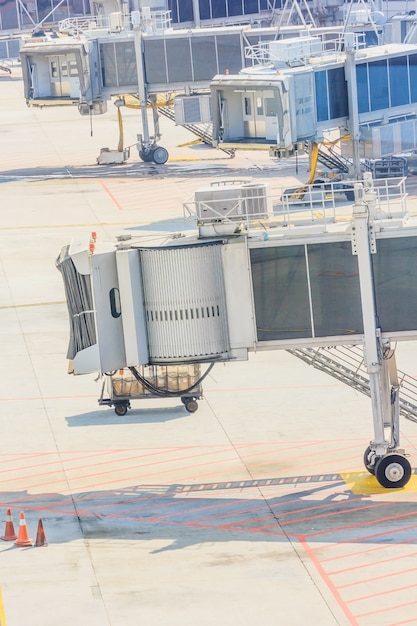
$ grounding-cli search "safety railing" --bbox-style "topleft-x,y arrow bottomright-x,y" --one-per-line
183,177 -> 408,230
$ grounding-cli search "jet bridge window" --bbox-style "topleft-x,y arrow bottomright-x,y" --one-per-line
250,242 -> 363,342
372,236 -> 417,332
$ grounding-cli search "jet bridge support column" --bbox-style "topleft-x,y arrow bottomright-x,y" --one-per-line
352,184 -> 412,488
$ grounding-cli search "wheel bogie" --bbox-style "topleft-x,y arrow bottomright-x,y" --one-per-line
363,445 -> 376,475
139,149 -> 153,162
151,146 -> 169,165
374,454 -> 412,489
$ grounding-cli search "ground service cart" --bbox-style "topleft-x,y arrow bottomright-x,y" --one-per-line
99,363 -> 206,416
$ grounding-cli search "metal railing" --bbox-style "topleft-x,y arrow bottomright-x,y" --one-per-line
183,177 -> 408,230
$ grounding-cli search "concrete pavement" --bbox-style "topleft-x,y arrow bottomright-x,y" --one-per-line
2,64 -> 417,626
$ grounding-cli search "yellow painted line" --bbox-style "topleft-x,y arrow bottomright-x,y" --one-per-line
340,471 -> 417,495
0,301 -> 65,311
0,586 -> 7,626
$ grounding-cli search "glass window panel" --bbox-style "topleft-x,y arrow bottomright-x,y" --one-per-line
328,67 -> 348,119
36,0 -> 53,22
389,56 -> 409,107
260,0 -> 270,8
369,59 -> 389,111
191,37 -> 217,81
356,63 -> 369,113
199,0 -> 211,19
380,125 -> 393,156
19,0 -> 37,26
216,34 -> 242,74
373,237 -> 417,332
401,121 -> 415,151
308,242 -> 363,337
166,38 -> 193,82
143,39 -> 168,84
228,0 -> 243,16
212,0 -> 227,18
115,41 -> 136,86
100,43 -> 117,88
168,0 -> 179,23
265,97 -> 277,116
256,96 -> 263,115
52,0 -> 69,22
315,71 -> 328,122
178,0 -> 193,21
244,97 -> 251,115
250,246 -> 312,341
244,0 -> 259,13
409,54 -> 417,102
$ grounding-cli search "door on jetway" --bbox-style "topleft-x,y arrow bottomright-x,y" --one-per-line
242,90 -> 277,141
49,54 -> 80,98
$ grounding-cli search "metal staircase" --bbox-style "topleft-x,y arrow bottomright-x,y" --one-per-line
288,345 -> 417,424
157,104 -> 236,157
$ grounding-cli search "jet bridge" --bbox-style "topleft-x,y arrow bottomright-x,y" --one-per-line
57,173 -> 417,488
211,36 -> 417,159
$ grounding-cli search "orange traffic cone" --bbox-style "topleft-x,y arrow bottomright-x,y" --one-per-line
35,518 -> 47,547
1,508 -> 17,541
14,512 -> 32,547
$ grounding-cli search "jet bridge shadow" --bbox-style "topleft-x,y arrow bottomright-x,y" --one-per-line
66,404 -> 192,426
1,473 -> 417,549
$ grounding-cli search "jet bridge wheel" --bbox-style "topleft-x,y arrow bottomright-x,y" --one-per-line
374,454 -> 412,489
151,146 -> 169,165
363,446 -> 377,475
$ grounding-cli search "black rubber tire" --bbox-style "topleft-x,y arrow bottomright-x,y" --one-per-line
363,446 -> 376,475
139,149 -> 153,163
185,400 -> 198,413
152,146 -> 169,165
374,454 -> 412,489
114,404 -> 128,416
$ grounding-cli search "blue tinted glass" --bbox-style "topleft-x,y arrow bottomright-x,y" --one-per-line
228,0 -> 243,15
409,54 -> 417,102
369,59 -> 389,111
244,0 -> 258,13
199,0 -> 211,19
315,71 -> 328,122
178,0 -> 193,21
212,0 -> 227,17
356,63 -> 369,113
328,67 -> 348,119
389,56 -> 409,107
168,0 -> 178,23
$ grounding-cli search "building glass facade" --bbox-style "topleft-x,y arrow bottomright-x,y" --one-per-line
0,0 -> 276,33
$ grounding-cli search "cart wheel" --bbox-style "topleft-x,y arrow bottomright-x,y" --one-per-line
114,404 -> 128,416
374,454 -> 412,488
363,445 -> 376,475
185,400 -> 198,413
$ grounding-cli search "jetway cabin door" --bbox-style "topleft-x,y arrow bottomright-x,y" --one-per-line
242,90 -> 278,141
49,55 -> 80,98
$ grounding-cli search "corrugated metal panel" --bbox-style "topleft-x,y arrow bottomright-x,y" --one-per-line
139,243 -> 230,362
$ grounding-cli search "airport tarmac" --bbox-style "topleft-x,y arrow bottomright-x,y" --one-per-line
2,65 -> 417,626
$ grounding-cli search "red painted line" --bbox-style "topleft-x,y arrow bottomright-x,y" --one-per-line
388,618 -> 417,625
304,511 -> 417,539
298,536 -> 358,626
347,581 -> 417,604
330,551 -> 417,577
337,564 -> 417,589
98,179 -> 124,211
318,535 -> 417,563
356,598 -> 417,619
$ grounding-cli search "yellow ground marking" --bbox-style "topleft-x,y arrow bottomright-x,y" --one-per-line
0,586 -> 7,626
340,471 -> 417,495
0,301 -> 65,310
